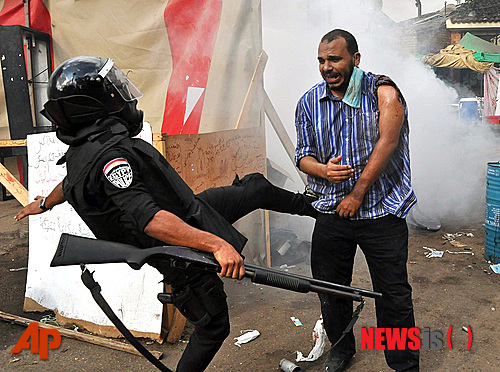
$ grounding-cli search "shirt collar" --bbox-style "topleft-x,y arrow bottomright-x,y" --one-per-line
318,81 -> 341,102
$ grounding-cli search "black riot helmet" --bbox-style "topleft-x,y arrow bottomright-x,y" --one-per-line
42,55 -> 144,136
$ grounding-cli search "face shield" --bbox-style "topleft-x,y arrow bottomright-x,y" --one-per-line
98,58 -> 143,102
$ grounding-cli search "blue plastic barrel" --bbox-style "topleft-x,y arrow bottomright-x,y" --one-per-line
485,162 -> 500,263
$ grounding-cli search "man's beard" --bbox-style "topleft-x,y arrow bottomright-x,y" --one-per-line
325,62 -> 354,94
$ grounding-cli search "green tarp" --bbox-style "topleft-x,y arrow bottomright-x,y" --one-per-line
459,32 -> 500,63
473,52 -> 500,64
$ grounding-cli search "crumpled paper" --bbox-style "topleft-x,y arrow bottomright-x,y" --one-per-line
296,316 -> 327,362
234,330 -> 260,347
490,263 -> 500,274
423,246 -> 444,258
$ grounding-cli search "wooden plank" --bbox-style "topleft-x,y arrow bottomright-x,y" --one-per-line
264,91 -> 307,186
0,310 -> 162,359
152,133 -> 163,142
234,50 -> 268,130
165,310 -> 186,344
264,210 -> 271,268
153,138 -> 166,157
0,139 -> 27,147
263,136 -> 271,268
164,285 -> 175,330
0,162 -> 28,206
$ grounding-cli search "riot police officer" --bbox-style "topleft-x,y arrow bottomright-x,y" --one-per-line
16,56 -> 317,371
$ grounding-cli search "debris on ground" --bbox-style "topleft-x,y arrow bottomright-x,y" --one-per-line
445,250 -> 474,256
280,358 -> 302,371
270,229 -> 311,266
490,263 -> 500,274
448,240 -> 468,248
290,316 -> 303,327
296,316 -> 327,362
443,232 -> 474,239
423,247 -> 444,258
423,246 -> 474,258
9,267 -> 28,272
234,330 -> 260,347
441,232 -> 474,249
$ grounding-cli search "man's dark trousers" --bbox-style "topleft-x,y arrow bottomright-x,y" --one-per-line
311,213 -> 419,372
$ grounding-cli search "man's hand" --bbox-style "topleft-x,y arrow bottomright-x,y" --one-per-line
336,193 -> 363,218
145,210 -> 246,280
15,181 -> 65,221
213,242 -> 245,280
325,156 -> 354,184
15,196 -> 45,221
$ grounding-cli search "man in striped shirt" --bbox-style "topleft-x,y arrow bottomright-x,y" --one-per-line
295,29 -> 419,372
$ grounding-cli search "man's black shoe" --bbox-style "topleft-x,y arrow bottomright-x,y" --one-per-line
323,354 -> 352,372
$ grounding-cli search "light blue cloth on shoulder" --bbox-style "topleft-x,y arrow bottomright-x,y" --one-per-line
342,66 -> 364,108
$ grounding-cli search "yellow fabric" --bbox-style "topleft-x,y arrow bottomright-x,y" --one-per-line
422,44 -> 493,73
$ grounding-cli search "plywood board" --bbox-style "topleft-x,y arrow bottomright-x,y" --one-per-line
163,126 -> 266,193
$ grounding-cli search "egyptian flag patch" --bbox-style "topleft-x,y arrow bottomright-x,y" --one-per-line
103,158 -> 133,188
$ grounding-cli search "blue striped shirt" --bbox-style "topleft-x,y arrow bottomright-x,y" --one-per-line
294,71 -> 416,219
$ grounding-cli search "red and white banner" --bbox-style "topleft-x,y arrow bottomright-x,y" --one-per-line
0,0 -> 263,136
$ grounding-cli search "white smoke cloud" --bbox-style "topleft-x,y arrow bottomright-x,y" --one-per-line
263,0 -> 500,228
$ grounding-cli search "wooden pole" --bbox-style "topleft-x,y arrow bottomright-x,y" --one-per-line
24,0 -> 30,28
0,310 -> 163,359
234,50 -> 268,129
263,91 -> 307,186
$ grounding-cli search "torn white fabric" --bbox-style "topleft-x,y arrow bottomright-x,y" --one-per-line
296,316 -> 327,362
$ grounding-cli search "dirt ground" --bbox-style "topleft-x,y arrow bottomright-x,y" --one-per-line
0,198 -> 499,371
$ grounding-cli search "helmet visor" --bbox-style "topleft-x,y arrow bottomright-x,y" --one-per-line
99,59 -> 143,102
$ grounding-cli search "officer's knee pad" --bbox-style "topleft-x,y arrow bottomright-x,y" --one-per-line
172,274 -> 229,339
199,308 -> 230,341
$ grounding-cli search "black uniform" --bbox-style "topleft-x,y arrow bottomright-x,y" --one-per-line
58,117 -> 317,372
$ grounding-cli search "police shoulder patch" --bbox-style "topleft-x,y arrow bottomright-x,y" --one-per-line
103,158 -> 133,188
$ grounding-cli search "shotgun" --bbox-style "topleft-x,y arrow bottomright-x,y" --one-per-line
50,233 -> 381,372
51,233 -> 381,301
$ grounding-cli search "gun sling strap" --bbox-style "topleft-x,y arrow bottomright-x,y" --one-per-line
80,265 -> 366,372
80,266 -> 174,372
